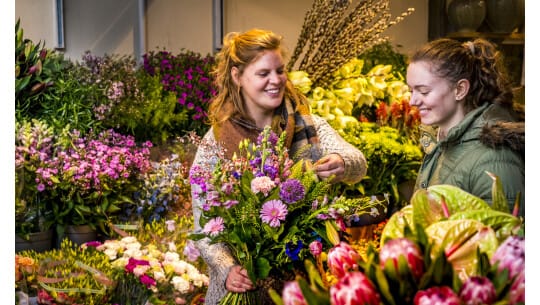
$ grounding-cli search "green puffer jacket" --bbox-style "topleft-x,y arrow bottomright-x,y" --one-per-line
414,103 -> 525,217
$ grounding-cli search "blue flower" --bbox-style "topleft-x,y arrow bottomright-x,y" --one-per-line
285,240 -> 304,261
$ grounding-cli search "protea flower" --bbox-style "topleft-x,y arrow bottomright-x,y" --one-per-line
330,271 -> 381,305
459,276 -> 497,305
379,237 -> 424,280
327,241 -> 361,278
490,235 -> 524,279
414,286 -> 461,305
508,271 -> 525,305
282,281 -> 308,305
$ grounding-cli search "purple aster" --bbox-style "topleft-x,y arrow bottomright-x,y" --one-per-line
260,200 -> 288,227
279,179 -> 305,204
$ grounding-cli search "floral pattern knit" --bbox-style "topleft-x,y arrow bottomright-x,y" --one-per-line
190,115 -> 367,305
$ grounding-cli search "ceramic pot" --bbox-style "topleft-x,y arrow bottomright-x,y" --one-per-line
485,0 -> 521,33
64,225 -> 98,246
16,229 -> 54,253
446,0 -> 487,32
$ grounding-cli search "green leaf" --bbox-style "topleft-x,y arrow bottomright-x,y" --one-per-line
427,184 -> 490,213
380,204 -> 413,245
425,219 -> 499,278
256,257 -> 271,279
449,209 -> 522,242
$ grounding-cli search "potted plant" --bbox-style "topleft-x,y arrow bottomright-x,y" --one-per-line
36,128 -> 153,242
15,119 -> 56,251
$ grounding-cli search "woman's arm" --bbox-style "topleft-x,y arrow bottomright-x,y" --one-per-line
312,115 -> 367,184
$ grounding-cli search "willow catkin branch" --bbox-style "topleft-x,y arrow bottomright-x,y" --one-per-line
288,0 -> 324,70
288,0 -> 414,88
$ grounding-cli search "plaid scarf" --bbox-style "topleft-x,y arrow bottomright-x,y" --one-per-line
213,97 -> 321,161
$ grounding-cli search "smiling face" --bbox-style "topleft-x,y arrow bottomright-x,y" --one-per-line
231,49 -> 287,128
406,61 -> 467,136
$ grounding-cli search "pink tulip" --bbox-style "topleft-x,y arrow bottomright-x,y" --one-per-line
282,281 -> 308,305
309,240 -> 323,257
330,271 -> 381,305
379,237 -> 424,280
327,242 -> 361,278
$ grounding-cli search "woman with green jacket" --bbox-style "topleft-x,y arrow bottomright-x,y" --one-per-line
406,38 -> 524,217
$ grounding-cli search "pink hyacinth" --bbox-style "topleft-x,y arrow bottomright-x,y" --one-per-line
282,281 -> 308,305
414,286 -> 461,305
379,237 -> 424,281
330,271 -> 381,305
459,276 -> 497,305
327,242 -> 361,278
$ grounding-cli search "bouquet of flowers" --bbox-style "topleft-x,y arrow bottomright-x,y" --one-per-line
189,126 -> 385,304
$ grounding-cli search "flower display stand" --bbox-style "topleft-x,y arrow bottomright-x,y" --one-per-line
15,229 -> 54,253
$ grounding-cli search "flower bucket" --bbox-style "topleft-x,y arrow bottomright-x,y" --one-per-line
64,225 -> 98,246
16,229 -> 53,253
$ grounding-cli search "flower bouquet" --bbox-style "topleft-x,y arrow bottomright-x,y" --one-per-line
189,126 -> 385,304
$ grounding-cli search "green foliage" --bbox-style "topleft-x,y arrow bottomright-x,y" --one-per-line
106,71 -> 190,144
336,122 -> 423,208
15,19 -> 70,123
358,41 -> 408,79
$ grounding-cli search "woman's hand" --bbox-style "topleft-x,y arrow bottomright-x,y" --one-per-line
315,153 -> 345,183
225,265 -> 254,293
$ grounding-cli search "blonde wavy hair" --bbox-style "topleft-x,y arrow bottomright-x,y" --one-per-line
208,28 -> 308,125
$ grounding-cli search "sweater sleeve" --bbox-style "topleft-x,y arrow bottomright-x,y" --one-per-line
312,115 -> 368,184
190,129 -> 236,305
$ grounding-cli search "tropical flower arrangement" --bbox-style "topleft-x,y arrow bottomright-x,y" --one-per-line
188,126 -> 386,304
92,216 -> 209,305
272,180 -> 525,305
35,128 -> 153,234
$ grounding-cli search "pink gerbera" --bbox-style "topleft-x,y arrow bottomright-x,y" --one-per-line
202,217 -> 225,237
260,200 -> 288,227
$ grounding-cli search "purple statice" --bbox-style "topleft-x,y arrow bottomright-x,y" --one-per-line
260,199 -> 288,227
279,179 -> 306,204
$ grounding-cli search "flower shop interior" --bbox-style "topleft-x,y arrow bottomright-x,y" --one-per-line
12,0 -> 530,304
